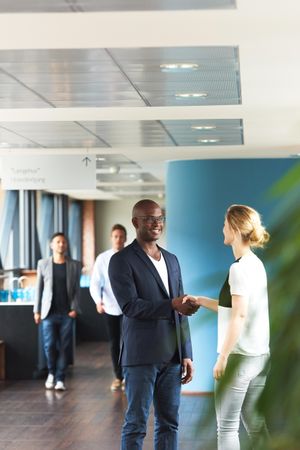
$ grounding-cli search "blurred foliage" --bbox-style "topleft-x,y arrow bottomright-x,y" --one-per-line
262,162 -> 300,449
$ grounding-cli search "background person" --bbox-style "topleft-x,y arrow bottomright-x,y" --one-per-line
90,223 -> 127,391
33,232 -> 81,391
185,204 -> 270,450
109,199 -> 198,450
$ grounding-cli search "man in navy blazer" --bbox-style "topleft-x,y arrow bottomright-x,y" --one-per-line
109,199 -> 198,450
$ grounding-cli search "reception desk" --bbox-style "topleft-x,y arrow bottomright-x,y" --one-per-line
0,289 -> 109,380
0,303 -> 38,379
77,288 -> 109,342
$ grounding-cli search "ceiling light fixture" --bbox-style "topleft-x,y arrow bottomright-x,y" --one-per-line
198,139 -> 220,143
96,157 -> 106,161
191,125 -> 216,130
108,165 -> 120,174
175,92 -> 208,98
160,63 -> 199,70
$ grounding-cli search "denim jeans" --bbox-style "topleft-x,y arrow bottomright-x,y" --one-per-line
121,362 -> 181,450
42,313 -> 73,382
215,353 -> 270,450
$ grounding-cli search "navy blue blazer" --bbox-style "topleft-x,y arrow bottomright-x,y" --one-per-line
108,239 -> 193,366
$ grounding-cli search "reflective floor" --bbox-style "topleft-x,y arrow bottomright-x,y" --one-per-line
0,342 -> 217,450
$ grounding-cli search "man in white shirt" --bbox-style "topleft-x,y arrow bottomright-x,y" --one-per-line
90,224 -> 127,391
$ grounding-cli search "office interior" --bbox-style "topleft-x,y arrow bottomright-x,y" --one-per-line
0,1 -> 299,449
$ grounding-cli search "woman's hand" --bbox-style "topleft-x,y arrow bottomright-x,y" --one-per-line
213,354 -> 228,380
183,295 -> 202,306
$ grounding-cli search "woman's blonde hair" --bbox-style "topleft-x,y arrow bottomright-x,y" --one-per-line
226,204 -> 270,248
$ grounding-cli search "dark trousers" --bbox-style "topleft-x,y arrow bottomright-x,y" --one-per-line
105,313 -> 123,380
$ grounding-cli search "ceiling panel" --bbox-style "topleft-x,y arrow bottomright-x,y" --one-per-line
0,122 -> 108,148
0,47 -> 240,108
0,49 -> 145,108
97,173 -> 160,183
0,126 -> 41,148
96,154 -> 140,170
110,47 -> 241,106
82,121 -> 175,147
0,0 -> 236,13
97,185 -> 165,200
162,119 -> 243,146
0,119 -> 243,148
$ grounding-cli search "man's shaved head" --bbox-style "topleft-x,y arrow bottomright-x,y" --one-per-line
132,199 -> 160,218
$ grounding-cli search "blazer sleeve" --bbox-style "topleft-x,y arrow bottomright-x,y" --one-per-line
70,260 -> 82,313
177,258 -> 193,360
180,315 -> 193,360
109,252 -> 173,320
33,259 -> 44,314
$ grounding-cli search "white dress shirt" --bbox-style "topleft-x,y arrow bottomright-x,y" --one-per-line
90,249 -> 122,316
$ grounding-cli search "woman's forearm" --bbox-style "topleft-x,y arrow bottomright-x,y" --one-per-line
219,314 -> 245,359
197,296 -> 218,312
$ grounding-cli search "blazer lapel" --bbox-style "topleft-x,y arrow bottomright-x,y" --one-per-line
48,257 -> 53,292
66,258 -> 71,297
160,248 -> 175,299
133,240 -> 170,298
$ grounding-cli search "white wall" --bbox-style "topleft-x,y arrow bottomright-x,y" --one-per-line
94,198 -> 166,256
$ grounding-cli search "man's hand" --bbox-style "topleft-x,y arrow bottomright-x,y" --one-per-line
34,313 -> 41,324
68,310 -> 77,319
96,302 -> 105,314
172,295 -> 199,316
181,358 -> 194,384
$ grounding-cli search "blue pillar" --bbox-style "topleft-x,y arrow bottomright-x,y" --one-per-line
166,159 -> 295,392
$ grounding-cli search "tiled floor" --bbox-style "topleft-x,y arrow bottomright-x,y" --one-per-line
0,342 -> 218,450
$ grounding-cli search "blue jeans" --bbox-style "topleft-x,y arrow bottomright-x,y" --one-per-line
215,353 -> 270,450
42,313 -> 73,382
121,363 -> 181,450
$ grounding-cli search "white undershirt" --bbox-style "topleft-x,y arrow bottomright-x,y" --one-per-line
147,253 -> 170,296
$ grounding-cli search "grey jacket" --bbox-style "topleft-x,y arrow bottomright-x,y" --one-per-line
33,257 -> 82,319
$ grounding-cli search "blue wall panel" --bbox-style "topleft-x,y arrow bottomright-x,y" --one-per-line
166,159 -> 295,392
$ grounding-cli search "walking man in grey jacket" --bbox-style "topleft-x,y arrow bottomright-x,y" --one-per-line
33,232 -> 81,391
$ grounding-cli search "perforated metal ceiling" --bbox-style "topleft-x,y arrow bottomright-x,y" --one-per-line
0,119 -> 243,148
0,0 -> 236,13
0,47 -> 241,109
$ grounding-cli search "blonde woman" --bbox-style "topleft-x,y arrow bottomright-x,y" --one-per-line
185,204 -> 270,450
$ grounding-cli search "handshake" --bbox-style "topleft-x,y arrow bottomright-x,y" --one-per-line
172,295 -> 200,316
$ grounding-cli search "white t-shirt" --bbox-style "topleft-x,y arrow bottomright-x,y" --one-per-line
147,253 -> 170,296
90,249 -> 122,316
218,252 -> 270,356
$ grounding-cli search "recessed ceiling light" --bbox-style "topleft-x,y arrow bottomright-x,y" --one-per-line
108,165 -> 120,174
191,125 -> 216,130
160,63 -> 199,70
176,92 -> 208,98
198,139 -> 220,143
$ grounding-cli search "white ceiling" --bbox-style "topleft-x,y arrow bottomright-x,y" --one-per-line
0,0 -> 299,200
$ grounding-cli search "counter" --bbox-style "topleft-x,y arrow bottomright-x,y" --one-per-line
0,303 -> 38,379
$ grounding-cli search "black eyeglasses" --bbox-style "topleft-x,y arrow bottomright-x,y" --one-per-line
135,216 -> 166,224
